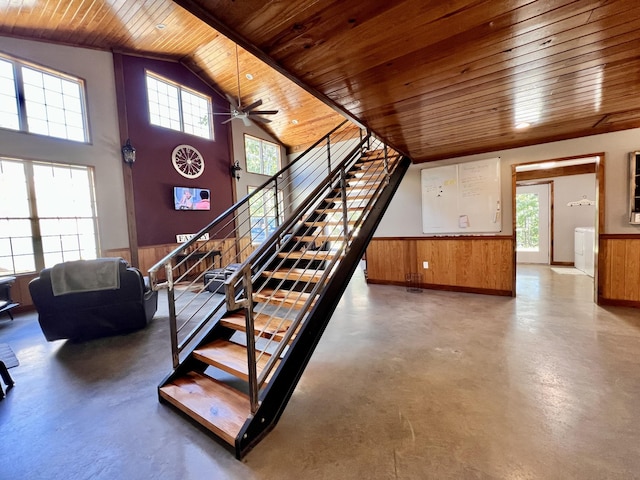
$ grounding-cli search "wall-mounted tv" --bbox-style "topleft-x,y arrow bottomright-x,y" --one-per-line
174,187 -> 210,210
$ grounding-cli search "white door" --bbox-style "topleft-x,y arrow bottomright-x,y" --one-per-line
516,183 -> 550,264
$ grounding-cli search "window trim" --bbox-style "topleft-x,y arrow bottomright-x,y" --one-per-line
0,51 -> 90,143
145,70 -> 214,141
244,134 -> 282,177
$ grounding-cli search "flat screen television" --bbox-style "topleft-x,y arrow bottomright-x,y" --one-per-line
174,187 -> 210,211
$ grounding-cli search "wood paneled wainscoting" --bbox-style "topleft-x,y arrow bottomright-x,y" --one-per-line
599,234 -> 640,307
366,236 -> 515,296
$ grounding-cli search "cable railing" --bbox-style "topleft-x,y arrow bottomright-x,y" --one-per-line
148,120 -> 365,368
224,137 -> 402,411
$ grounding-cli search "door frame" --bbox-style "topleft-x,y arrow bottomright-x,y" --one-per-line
511,153 -> 605,302
515,180 -> 554,265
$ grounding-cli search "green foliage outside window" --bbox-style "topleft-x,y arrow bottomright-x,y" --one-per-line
516,193 -> 539,250
245,135 -> 280,176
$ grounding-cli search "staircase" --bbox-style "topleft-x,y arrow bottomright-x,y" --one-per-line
149,123 -> 410,458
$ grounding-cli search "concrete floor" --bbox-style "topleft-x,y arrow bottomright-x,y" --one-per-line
1,265 -> 639,479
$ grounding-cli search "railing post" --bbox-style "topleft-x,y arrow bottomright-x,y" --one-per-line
326,134 -> 332,175
242,265 -> 260,413
166,262 -> 179,369
383,144 -> 390,186
340,166 -> 350,241
273,178 -> 280,228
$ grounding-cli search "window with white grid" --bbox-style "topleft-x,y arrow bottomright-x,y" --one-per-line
0,53 -> 88,142
145,72 -> 212,140
0,157 -> 98,276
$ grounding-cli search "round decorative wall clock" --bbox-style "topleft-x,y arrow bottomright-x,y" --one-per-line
171,144 -> 205,178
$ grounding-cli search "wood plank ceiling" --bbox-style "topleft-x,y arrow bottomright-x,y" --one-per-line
1,0 -> 640,163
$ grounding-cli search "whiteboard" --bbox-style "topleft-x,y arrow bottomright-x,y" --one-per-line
421,157 -> 502,234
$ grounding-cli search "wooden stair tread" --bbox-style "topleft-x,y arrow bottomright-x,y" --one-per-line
221,312 -> 293,342
193,339 -> 273,382
254,288 -> 316,309
293,235 -> 344,243
316,207 -> 365,213
159,371 -> 248,445
304,220 -> 357,227
324,194 -> 374,202
277,250 -> 336,261
263,268 -> 325,283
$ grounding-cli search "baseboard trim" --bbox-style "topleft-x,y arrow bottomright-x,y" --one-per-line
366,279 -> 513,297
551,261 -> 574,266
597,297 -> 640,309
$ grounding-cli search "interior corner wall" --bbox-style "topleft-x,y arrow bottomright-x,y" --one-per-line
0,36 -> 128,252
376,128 -> 640,237
118,54 -> 235,246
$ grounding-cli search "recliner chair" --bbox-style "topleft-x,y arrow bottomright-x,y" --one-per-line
29,258 -> 158,341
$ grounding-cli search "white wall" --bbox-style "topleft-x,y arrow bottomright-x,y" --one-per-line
0,36 -> 127,251
544,173 -> 596,263
376,128 -> 640,237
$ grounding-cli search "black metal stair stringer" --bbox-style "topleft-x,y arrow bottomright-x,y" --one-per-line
234,155 -> 411,458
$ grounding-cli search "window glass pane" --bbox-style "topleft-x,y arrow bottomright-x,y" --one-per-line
244,136 -> 280,176
42,235 -> 61,253
0,238 -> 11,256
146,74 -> 181,133
0,256 -> 15,275
516,193 -> 540,252
22,66 -> 87,142
43,252 -> 63,268
13,254 -> 35,274
0,59 -> 19,130
0,159 -> 30,217
11,236 -> 34,255
181,89 -> 212,139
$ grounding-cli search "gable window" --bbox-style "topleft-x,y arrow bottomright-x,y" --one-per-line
0,157 -> 98,276
145,72 -> 212,140
0,54 -> 89,142
247,186 -> 284,245
245,135 -> 281,176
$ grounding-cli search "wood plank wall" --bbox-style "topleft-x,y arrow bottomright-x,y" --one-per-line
598,234 -> 640,307
366,236 -> 515,296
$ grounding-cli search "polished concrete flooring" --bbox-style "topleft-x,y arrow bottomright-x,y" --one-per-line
1,265 -> 640,479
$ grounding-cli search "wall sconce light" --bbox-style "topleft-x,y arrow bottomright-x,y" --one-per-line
230,160 -> 242,180
121,138 -> 136,165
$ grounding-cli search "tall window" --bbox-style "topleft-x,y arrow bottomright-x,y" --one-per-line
145,72 -> 212,140
248,186 -> 284,245
245,135 -> 281,176
0,54 -> 88,142
0,158 -> 98,276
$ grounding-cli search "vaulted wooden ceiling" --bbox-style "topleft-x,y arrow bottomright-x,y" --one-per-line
1,0 -> 640,163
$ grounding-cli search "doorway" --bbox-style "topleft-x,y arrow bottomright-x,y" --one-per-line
516,183 -> 550,264
512,154 -> 603,302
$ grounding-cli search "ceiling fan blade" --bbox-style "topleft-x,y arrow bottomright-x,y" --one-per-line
252,116 -> 272,124
241,116 -> 252,127
242,99 -> 263,112
248,110 -> 279,115
221,117 -> 234,125
224,93 -> 239,109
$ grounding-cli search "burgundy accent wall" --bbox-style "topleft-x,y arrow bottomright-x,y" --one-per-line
119,54 -> 234,246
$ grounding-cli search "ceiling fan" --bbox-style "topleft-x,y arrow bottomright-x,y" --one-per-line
214,44 -> 279,127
